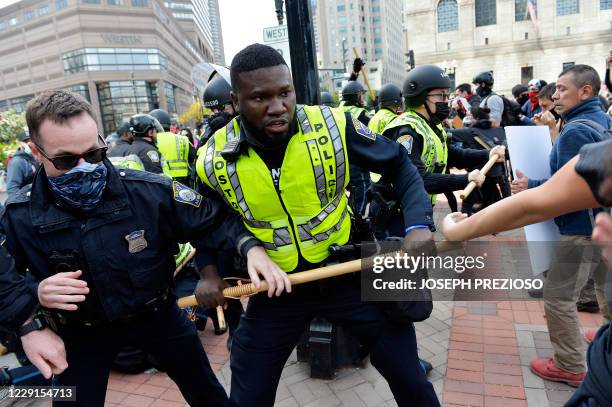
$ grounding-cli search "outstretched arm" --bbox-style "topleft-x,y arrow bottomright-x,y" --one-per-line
441,155 -> 599,241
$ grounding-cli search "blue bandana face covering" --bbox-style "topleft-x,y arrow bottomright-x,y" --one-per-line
47,162 -> 108,212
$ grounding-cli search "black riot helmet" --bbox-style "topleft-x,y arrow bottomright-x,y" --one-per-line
203,76 -> 233,110
341,81 -> 366,106
129,114 -> 163,137
402,65 -> 451,108
472,71 -> 494,87
148,109 -> 171,131
320,91 -> 335,107
378,83 -> 402,109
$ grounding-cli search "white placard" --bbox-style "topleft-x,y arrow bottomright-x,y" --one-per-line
505,126 -> 561,275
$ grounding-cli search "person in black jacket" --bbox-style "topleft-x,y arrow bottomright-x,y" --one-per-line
0,89 -> 278,407
6,131 -> 39,197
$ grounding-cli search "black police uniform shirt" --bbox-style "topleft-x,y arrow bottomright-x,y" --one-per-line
0,160 -> 257,325
211,109 -> 433,236
383,110 -> 490,194
126,137 -> 165,174
107,138 -> 133,158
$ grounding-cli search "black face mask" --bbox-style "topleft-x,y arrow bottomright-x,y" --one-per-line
427,102 -> 451,125
516,95 -> 529,106
476,87 -> 492,98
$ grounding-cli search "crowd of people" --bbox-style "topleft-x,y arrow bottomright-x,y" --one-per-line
0,44 -> 610,407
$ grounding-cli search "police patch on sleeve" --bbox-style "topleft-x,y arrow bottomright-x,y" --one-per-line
351,116 -> 376,141
397,135 -> 413,154
146,150 -> 160,163
173,181 -> 203,208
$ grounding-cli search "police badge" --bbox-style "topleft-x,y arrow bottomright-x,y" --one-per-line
125,230 -> 148,253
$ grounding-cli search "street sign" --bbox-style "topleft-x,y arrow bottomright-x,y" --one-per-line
262,25 -> 292,72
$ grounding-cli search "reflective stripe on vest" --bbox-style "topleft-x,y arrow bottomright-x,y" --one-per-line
368,108 -> 397,134
196,105 -> 351,272
383,110 -> 448,204
342,105 -> 366,120
108,154 -> 145,171
157,132 -> 190,178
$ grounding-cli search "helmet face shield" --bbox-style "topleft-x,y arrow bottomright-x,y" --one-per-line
152,118 -> 165,133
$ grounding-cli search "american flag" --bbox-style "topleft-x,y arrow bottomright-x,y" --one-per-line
527,0 -> 538,33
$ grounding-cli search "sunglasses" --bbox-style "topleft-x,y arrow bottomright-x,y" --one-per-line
34,134 -> 108,171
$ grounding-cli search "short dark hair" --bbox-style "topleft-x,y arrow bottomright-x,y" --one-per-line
536,82 -> 556,100
559,64 -> 601,96
26,90 -> 96,145
455,83 -> 472,94
230,43 -> 288,91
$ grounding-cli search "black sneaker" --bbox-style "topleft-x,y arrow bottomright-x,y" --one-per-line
419,358 -> 433,375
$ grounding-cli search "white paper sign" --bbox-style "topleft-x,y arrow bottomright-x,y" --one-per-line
505,126 -> 561,275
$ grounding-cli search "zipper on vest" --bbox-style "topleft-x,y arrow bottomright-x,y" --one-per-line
274,188 -> 304,262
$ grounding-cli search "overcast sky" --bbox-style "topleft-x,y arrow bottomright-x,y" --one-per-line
0,0 -> 279,67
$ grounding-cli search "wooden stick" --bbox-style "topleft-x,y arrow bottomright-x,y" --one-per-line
352,47 -> 376,102
459,154 -> 500,200
177,241 -> 463,309
216,305 -> 226,330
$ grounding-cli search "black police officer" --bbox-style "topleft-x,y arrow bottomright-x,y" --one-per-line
197,43 -> 440,407
0,90 -> 278,406
125,114 -> 165,174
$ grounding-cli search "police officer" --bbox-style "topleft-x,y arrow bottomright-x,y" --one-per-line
149,109 -> 196,186
107,122 -> 145,171
320,91 -> 336,107
369,83 -> 403,134
1,89 -> 278,406
196,43 -> 439,407
340,79 -> 372,217
382,65 -> 505,222
197,74 -> 244,350
6,131 -> 39,197
112,113 -> 165,174
201,76 -> 236,144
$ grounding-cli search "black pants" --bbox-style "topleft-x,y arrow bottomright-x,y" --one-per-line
229,276 -> 440,407
52,302 -> 227,406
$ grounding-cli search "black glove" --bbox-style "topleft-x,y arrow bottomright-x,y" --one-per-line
353,58 -> 365,73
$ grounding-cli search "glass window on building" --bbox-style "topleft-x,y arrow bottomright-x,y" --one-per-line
562,61 -> 575,71
375,47 -> 382,56
0,100 -> 9,112
515,0 -> 537,21
337,4 -> 345,12
63,48 -> 167,74
164,82 -> 176,115
81,0 -> 100,4
602,0 -> 612,9
0,21 -> 5,31
557,0 -> 579,15
372,16 -> 381,23
23,10 -> 34,20
108,0 -> 123,5
10,95 -> 35,113
339,26 -> 347,33
372,5 -> 380,12
38,4 -> 50,15
437,0 -> 459,32
56,0 -> 68,9
131,0 -> 148,6
338,15 -> 346,24
475,0 -> 496,26
374,37 -> 382,44
8,17 -> 18,26
65,84 -> 91,101
97,81 -> 159,135
521,66 -> 533,84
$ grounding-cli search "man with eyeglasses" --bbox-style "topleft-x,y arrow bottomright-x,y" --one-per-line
382,65 -> 505,219
0,90 -> 279,406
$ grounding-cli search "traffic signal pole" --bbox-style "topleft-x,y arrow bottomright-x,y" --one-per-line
285,0 -> 320,105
